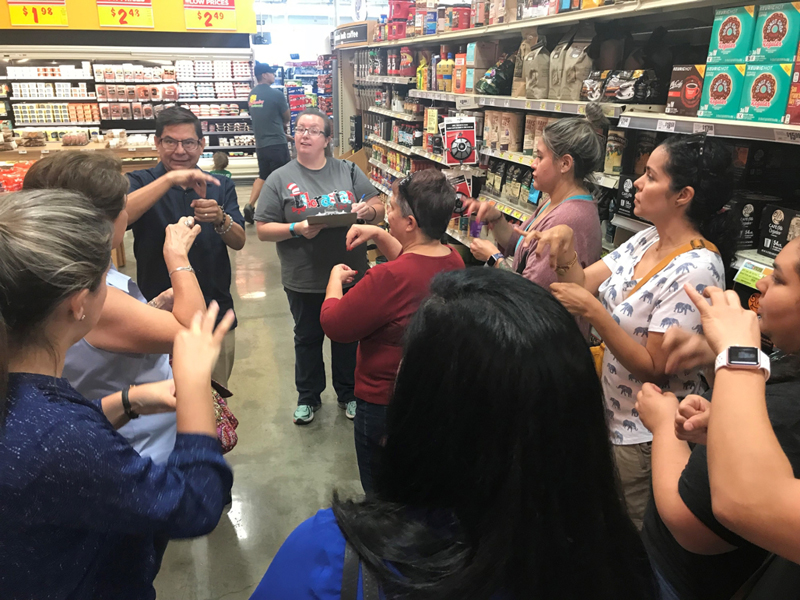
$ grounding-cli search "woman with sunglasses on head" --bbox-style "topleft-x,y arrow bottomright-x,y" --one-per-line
465,105 -> 606,339
0,189 -> 234,598
319,169 -> 464,494
523,135 -> 738,529
251,268 -> 656,600
255,108 -> 386,425
22,151 -> 207,465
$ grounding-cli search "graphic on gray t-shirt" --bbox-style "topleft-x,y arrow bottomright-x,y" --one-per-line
249,83 -> 290,148
255,158 -> 378,293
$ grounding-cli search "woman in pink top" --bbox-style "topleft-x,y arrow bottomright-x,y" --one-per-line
468,106 -> 606,338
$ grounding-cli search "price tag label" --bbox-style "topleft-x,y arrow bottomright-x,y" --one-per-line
577,105 -> 586,115
734,260 -> 773,289
539,102 -> 547,110
693,122 -> 715,136
488,98 -> 496,106
525,100 -> 532,109
456,96 -> 479,110
512,210 -> 523,219
41,149 -> 50,154
774,129 -> 800,144
7,0 -> 68,27
503,99 -> 510,108
18,150 -> 27,155
618,116 -> 631,128
184,0 -> 235,30
657,119 -> 676,132
128,147 -> 137,152
97,0 -> 153,27
602,105 -> 616,118
554,103 -> 562,112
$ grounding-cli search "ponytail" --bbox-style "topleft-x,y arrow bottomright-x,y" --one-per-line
541,102 -> 609,186
659,135 -> 740,274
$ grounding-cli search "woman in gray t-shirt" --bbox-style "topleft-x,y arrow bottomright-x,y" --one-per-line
254,108 -> 385,426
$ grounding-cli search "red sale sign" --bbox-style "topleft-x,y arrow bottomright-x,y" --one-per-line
96,0 -> 154,28
184,0 -> 235,30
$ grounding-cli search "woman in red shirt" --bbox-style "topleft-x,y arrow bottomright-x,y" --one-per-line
320,169 -> 464,493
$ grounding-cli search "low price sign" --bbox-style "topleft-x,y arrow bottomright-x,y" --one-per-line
7,0 -> 68,26
184,0 -> 235,30
96,0 -> 154,28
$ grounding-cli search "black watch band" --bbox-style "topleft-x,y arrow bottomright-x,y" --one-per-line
121,386 -> 139,419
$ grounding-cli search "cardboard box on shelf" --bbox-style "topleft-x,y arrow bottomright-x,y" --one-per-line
727,192 -> 782,250
466,41 -> 498,69
759,203 -> 800,258
748,3 -> 800,64
707,5 -> 757,64
465,68 -> 477,93
785,61 -> 800,123
665,64 -> 706,116
698,63 -> 747,119
523,114 -> 536,156
737,62 -> 794,123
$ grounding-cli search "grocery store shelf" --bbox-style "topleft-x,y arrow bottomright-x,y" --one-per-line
369,157 -> 407,179
410,147 -> 486,176
367,134 -> 413,156
734,248 -> 774,270
619,111 -> 800,145
371,180 -> 392,196
14,121 -> 100,127
177,78 -> 252,82
360,76 -> 416,85
602,239 -> 616,253
6,76 -> 94,81
409,89 -> 465,103
479,148 -> 619,189
178,98 -> 249,103
10,97 -> 97,102
611,214 -> 650,233
446,228 -> 474,246
196,115 -> 250,120
369,0 -> 733,48
205,145 -> 256,150
367,106 -> 423,122
479,96 -> 664,119
479,190 -> 534,221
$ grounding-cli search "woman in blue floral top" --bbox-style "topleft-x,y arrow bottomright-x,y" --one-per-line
0,189 -> 235,599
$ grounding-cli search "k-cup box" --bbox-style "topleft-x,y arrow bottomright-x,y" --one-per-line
698,63 -> 747,119
748,3 -> 800,63
665,64 -> 706,116
708,5 -> 757,64
759,203 -> 800,258
737,62 -> 794,123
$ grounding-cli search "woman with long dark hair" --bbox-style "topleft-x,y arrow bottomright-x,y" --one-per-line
525,134 -> 738,528
250,268 -> 656,600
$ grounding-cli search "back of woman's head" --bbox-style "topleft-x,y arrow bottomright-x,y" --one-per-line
213,151 -> 229,171
541,102 -> 608,183
0,189 -> 113,411
396,169 -> 456,240
22,151 -> 128,221
333,268 -> 654,600
659,135 -> 739,271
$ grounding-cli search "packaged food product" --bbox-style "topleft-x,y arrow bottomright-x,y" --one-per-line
110,104 -> 122,120
603,129 -> 626,174
707,5 -> 757,63
150,85 -> 161,101
99,103 -> 111,120
633,131 -> 657,176
665,65 -> 706,116
785,61 -> 800,124
737,62 -> 795,122
475,55 -> 516,96
558,37 -> 592,100
581,70 -> 609,102
499,111 -> 523,152
549,37 -> 571,99
523,42 -> 550,99
126,86 -> 136,101
748,3 -> 800,63
759,204 -> 800,258
132,102 -> 143,119
523,114 -> 537,156
698,64 -> 747,119
142,104 -> 154,119
96,85 -> 108,101
615,69 -> 660,103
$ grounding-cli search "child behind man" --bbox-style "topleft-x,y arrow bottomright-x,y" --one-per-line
210,151 -> 232,178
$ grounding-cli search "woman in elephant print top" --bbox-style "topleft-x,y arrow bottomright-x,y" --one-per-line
520,135 -> 738,529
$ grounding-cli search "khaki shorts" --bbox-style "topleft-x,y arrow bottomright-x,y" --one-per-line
613,442 -> 652,530
211,329 -> 236,389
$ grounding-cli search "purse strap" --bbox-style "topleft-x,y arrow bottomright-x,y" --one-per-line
342,540 -> 382,600
627,239 -> 719,299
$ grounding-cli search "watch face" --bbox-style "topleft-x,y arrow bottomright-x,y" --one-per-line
728,346 -> 760,366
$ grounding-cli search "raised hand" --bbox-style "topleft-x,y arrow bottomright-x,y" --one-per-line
684,285 -> 761,355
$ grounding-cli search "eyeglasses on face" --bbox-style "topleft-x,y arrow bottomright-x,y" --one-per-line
160,137 -> 201,151
295,127 -> 325,137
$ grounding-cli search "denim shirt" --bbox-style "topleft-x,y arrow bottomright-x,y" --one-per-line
0,373 -> 232,599
127,162 -> 244,327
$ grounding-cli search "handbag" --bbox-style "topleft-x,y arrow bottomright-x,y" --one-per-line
342,540 -> 382,600
590,239 -> 720,379
211,379 -> 238,454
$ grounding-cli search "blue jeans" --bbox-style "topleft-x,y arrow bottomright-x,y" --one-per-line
285,289 -> 357,408
353,398 -> 388,495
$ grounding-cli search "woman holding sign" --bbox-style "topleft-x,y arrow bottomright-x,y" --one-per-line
255,108 -> 385,425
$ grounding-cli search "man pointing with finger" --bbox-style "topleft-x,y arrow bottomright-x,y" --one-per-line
126,106 -> 246,386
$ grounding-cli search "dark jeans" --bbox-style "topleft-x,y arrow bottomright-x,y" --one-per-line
285,288 -> 357,408
353,398 -> 388,495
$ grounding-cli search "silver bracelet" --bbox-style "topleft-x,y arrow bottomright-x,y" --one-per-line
169,266 -> 195,277
215,213 -> 234,235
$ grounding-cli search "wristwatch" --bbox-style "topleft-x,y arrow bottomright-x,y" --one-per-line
714,346 -> 771,381
486,253 -> 504,268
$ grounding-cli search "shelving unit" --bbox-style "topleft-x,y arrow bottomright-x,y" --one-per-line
479,190 -> 535,221
361,76 -> 416,85
369,156 -> 407,179
205,145 -> 257,151
480,148 -> 620,189
368,134 -> 413,156
10,97 -> 97,102
367,106 -> 423,122
371,180 -> 392,196
611,214 -> 650,234
13,121 -> 100,127
446,228 -> 474,247
734,249 -> 775,270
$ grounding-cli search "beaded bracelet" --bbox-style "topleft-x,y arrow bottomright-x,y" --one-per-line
215,213 -> 234,235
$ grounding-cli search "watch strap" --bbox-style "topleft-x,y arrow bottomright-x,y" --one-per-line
714,347 -> 771,382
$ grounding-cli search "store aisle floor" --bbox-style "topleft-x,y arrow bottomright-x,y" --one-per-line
119,188 -> 363,599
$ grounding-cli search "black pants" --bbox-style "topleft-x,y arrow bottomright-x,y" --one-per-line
285,288 -> 357,408
353,398 -> 388,495
256,143 -> 291,180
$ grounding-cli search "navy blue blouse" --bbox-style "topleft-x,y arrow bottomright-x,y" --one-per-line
0,373 -> 233,599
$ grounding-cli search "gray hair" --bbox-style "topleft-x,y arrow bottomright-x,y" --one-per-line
541,102 -> 608,183
0,189 -> 113,409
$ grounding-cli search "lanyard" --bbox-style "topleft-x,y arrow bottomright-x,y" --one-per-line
514,194 -> 594,257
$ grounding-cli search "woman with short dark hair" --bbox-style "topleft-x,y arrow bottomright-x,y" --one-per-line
251,268 -> 655,600
320,169 -> 464,492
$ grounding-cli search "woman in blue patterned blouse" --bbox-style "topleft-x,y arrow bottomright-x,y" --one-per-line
0,189 -> 235,599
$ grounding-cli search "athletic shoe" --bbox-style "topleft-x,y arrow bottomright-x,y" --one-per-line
345,400 -> 356,420
293,404 -> 316,425
243,203 -> 255,224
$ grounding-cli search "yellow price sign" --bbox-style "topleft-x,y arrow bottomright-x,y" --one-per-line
184,0 -> 235,30
97,0 -> 154,28
7,1 -> 68,26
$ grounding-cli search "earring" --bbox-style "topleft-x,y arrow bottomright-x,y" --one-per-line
80,315 -> 86,321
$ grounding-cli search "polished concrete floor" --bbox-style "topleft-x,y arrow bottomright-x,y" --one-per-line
120,186 -> 363,599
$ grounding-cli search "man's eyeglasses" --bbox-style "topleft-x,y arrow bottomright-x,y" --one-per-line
160,137 -> 201,151
296,127 -> 325,137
